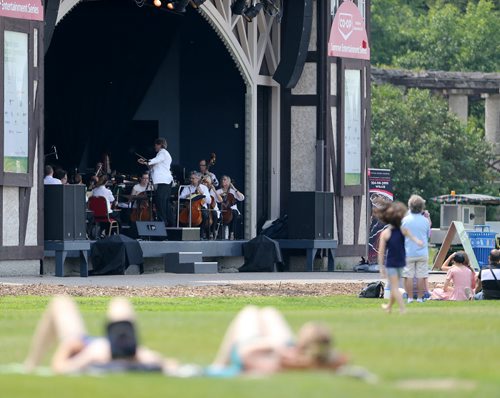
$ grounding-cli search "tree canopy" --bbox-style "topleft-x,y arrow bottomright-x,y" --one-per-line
371,0 -> 500,72
371,85 -> 494,207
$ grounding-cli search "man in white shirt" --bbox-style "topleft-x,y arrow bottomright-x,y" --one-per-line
138,137 -> 174,226
92,176 -> 115,214
44,165 -> 62,185
179,172 -> 211,239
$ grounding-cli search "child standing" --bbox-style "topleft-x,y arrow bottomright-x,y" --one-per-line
377,202 -> 423,314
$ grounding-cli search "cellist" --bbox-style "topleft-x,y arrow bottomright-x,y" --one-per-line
179,172 -> 212,240
201,175 -> 222,239
216,175 -> 245,240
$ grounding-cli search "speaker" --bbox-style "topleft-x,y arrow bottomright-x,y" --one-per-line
136,221 -> 167,239
273,0 -> 313,88
288,192 -> 334,239
44,185 -> 86,240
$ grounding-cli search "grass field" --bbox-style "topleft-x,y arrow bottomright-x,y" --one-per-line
1,295 -> 499,398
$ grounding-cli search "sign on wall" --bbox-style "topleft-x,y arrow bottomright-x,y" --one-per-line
0,0 -> 43,21
3,30 -> 29,173
344,69 -> 361,185
328,0 -> 370,60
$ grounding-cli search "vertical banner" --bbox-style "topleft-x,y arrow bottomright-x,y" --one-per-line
344,69 -> 361,185
3,30 -> 29,174
368,168 -> 393,264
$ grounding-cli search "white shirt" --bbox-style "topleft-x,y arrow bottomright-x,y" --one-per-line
131,183 -> 153,196
148,148 -> 173,185
92,185 -> 115,213
44,176 -> 62,185
179,184 -> 211,209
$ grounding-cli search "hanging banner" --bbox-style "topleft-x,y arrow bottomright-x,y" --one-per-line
0,0 -> 44,21
328,0 -> 370,60
368,168 -> 393,264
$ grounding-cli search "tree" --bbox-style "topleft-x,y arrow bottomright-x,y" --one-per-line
370,0 -> 500,72
393,0 -> 500,72
371,84 -> 495,212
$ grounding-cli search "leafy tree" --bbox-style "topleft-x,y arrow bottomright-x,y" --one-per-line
370,0 -> 500,72
371,85 -> 495,216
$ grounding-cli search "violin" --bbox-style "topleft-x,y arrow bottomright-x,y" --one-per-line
179,191 -> 204,227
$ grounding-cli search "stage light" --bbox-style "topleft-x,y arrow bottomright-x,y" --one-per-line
231,0 -> 247,15
166,1 -> 174,9
153,0 -> 162,7
190,0 -> 207,8
243,2 -> 263,21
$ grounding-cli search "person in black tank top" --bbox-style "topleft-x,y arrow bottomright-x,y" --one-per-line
376,202 -> 424,314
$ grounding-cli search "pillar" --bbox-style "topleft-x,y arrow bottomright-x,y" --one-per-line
448,93 -> 468,124
485,93 -> 500,156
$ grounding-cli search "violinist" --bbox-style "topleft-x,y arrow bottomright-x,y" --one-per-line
179,172 -> 211,239
199,158 -> 219,188
92,175 -> 116,214
138,137 -> 174,227
216,175 -> 245,240
201,175 -> 223,240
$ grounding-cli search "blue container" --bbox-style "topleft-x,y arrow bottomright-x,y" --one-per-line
467,227 -> 497,268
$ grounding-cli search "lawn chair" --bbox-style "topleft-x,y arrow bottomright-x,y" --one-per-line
88,196 -> 119,237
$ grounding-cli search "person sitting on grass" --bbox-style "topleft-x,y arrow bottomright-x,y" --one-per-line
207,305 -> 348,376
376,201 -> 424,314
430,251 -> 475,301
24,296 -> 179,375
475,249 -> 500,300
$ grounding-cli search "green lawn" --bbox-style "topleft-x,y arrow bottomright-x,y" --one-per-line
1,296 -> 499,398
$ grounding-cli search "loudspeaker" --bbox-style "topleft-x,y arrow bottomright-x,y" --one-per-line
273,0 -> 313,88
288,192 -> 334,239
136,221 -> 167,239
44,185 -> 86,240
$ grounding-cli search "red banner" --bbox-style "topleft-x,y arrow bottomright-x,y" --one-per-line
0,0 -> 44,21
328,0 -> 369,60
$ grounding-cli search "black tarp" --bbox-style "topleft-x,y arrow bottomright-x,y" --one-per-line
90,234 -> 144,275
239,235 -> 283,272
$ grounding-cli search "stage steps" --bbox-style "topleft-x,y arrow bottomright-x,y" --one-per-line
164,251 -> 218,274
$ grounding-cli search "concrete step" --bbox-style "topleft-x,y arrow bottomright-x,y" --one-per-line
165,261 -> 218,274
164,252 -> 203,265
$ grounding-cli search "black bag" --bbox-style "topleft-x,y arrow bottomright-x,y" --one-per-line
260,215 -> 288,239
359,281 -> 385,298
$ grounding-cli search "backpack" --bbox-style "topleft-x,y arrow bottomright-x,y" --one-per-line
359,281 -> 385,298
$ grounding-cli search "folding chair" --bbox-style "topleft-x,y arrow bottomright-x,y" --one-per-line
88,196 -> 119,237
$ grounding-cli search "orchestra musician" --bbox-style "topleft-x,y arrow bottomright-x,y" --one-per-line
199,158 -> 219,188
179,171 -> 212,240
92,175 -> 116,214
131,173 -> 153,196
138,137 -> 174,227
216,175 -> 245,240
201,175 -> 223,240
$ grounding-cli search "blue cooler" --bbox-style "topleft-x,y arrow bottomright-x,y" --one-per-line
467,225 -> 497,269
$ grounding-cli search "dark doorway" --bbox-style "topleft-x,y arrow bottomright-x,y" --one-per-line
45,0 -> 246,193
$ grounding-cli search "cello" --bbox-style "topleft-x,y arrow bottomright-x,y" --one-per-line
130,192 -> 153,222
221,191 -> 236,225
178,192 -> 204,227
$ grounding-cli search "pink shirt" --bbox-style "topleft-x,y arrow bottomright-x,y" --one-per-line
446,266 -> 476,301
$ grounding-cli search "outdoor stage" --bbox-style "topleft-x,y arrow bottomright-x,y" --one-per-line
43,238 -> 339,276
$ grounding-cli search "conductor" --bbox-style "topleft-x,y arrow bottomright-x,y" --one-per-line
138,137 -> 173,226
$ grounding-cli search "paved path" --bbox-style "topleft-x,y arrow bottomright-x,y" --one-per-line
0,272 -> 446,288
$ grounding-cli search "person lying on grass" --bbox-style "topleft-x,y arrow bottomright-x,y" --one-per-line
207,305 -> 348,376
24,296 -> 179,375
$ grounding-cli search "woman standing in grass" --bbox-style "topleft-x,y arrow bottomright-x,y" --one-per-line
377,202 -> 423,314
